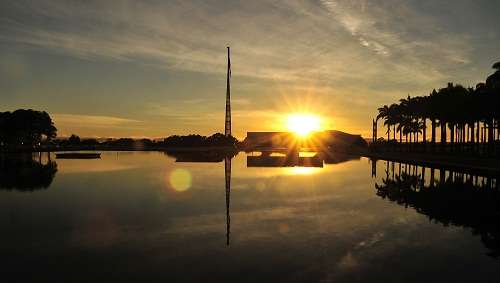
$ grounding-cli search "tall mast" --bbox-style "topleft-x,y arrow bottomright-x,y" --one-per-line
225,46 -> 231,136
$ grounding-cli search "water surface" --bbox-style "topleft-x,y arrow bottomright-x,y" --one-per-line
1,151 -> 499,282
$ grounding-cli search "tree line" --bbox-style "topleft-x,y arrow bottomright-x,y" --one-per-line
0,109 -> 57,148
160,133 -> 238,147
55,133 -> 239,149
0,109 -> 239,151
375,61 -> 500,154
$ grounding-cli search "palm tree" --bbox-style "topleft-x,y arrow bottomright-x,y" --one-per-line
413,120 -> 424,143
400,116 -> 412,145
486,61 -> 500,88
397,121 -> 404,143
485,62 -> 500,150
428,89 -> 439,149
377,105 -> 391,142
388,104 -> 399,141
373,61 -> 500,156
398,96 -> 411,143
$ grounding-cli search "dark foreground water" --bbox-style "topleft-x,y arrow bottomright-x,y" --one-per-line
1,151 -> 499,283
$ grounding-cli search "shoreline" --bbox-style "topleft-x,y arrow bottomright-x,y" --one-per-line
1,145 -> 240,153
364,151 -> 500,177
4,146 -> 500,176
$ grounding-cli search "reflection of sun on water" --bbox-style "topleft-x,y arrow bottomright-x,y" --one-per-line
287,167 -> 320,175
286,114 -> 321,137
299,151 -> 317,157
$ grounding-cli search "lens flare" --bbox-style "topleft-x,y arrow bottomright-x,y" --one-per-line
169,169 -> 192,192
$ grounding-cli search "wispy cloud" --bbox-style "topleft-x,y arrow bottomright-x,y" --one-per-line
0,0 -> 477,89
1,0 -> 499,137
319,0 -> 473,79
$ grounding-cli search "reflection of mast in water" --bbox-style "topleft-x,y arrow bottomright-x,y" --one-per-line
225,156 -> 231,246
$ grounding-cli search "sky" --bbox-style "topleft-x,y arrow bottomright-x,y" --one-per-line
1,0 -> 500,139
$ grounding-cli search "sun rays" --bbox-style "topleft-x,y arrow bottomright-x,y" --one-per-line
286,114 -> 322,137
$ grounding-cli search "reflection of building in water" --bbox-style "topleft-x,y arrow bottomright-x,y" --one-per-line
246,151 -> 360,168
243,130 -> 367,151
373,159 -> 500,258
247,151 -> 323,168
0,152 -> 57,191
167,150 -> 361,246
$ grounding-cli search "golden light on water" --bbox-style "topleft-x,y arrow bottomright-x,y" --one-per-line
169,169 -> 192,192
287,167 -> 320,175
286,114 -> 322,137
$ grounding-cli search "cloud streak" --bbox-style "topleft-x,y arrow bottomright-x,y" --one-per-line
53,114 -> 141,128
52,114 -> 142,137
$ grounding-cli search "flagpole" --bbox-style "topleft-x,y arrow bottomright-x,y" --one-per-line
225,46 -> 231,136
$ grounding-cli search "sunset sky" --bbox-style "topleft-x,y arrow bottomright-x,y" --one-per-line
1,0 -> 499,139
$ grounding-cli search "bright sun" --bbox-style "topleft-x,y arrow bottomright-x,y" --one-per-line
286,114 -> 321,137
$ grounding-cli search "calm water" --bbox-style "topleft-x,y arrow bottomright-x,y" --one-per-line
1,151 -> 499,283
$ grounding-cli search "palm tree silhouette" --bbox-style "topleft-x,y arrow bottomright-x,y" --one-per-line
377,105 -> 391,142
373,61 -> 500,156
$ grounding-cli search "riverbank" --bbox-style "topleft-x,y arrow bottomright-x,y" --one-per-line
1,145 -> 240,153
364,151 -> 500,176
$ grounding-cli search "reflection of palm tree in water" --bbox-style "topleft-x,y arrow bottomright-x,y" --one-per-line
374,160 -> 500,258
225,156 -> 231,246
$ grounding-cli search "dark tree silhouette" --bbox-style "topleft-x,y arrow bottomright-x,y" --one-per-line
68,134 -> 80,145
0,109 -> 57,148
161,133 -> 238,148
0,155 -> 58,191
374,61 -> 500,155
